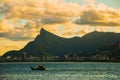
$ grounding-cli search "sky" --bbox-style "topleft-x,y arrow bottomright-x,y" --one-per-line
0,0 -> 120,56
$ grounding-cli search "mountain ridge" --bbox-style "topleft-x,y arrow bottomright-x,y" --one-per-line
3,28 -> 120,58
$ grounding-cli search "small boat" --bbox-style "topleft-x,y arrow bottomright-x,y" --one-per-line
31,67 -> 46,70
31,65 -> 46,70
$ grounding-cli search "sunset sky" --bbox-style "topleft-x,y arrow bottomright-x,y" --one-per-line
0,0 -> 120,56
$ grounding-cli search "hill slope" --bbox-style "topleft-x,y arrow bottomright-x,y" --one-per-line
2,29 -> 120,56
17,29 -> 120,57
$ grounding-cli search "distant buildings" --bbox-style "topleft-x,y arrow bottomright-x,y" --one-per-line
0,45 -> 120,62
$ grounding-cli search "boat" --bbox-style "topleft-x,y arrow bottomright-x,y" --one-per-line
31,67 -> 46,70
31,65 -> 46,70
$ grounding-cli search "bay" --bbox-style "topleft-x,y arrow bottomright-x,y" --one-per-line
0,62 -> 120,80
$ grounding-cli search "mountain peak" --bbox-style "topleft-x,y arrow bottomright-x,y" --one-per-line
40,28 -> 48,34
39,28 -> 54,36
35,28 -> 58,41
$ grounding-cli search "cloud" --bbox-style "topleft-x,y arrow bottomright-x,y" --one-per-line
0,3 -> 9,14
62,24 -> 90,37
0,19 -> 41,40
0,0 -> 120,41
0,38 -> 29,55
74,3 -> 120,26
0,0 -> 82,40
96,26 -> 105,32
1,0 -> 120,26
0,0 -> 81,24
40,16 -> 68,24
115,28 -> 120,33
0,21 -> 13,32
62,28 -> 89,37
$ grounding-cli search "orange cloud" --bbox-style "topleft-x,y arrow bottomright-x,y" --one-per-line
62,23 -> 90,37
0,19 -> 40,40
0,19 -> 14,33
1,0 -> 120,26
96,27 -> 105,32
0,38 -> 29,56
1,0 -> 81,24
0,0 -> 120,41
74,3 -> 120,26
115,28 -> 120,33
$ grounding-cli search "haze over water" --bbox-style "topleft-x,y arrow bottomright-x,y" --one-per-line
0,62 -> 120,80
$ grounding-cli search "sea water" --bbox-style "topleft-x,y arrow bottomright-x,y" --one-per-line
0,62 -> 120,80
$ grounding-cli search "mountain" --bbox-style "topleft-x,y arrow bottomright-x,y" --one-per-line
3,28 -> 120,58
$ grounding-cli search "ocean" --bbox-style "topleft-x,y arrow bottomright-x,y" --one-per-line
0,62 -> 120,80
